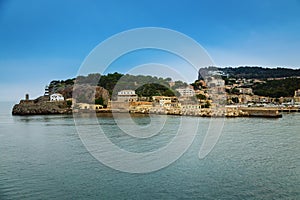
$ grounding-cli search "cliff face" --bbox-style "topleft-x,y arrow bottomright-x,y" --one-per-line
12,98 -> 71,115
49,80 -> 110,105
72,84 -> 110,105
55,85 -> 73,99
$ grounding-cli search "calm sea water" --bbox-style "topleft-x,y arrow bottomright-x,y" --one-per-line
0,102 -> 299,199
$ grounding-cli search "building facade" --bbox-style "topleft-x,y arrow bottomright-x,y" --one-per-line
50,93 -> 64,101
176,87 -> 195,97
117,90 -> 137,102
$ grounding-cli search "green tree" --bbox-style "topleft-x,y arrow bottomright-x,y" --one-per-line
95,97 -> 104,105
231,97 -> 239,103
196,94 -> 206,100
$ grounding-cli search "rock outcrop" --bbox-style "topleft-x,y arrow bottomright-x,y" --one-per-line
72,84 -> 110,105
12,97 -> 71,115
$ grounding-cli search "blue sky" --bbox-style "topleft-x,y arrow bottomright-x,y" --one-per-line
0,0 -> 300,101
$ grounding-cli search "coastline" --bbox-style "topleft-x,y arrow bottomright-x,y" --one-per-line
12,99 -> 298,118
12,99 -> 72,116
12,94 -> 300,118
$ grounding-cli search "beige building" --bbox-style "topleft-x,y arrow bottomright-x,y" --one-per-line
181,104 -> 201,110
152,96 -> 178,107
129,101 -> 153,112
295,89 -> 300,97
293,89 -> 300,103
235,87 -> 253,95
75,103 -> 103,110
176,86 -> 195,97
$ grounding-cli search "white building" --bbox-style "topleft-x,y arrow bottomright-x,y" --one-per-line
118,90 -> 136,96
206,77 -> 226,97
50,93 -> 64,102
176,87 -> 195,97
236,87 -> 253,95
117,90 -> 137,102
206,77 -> 225,88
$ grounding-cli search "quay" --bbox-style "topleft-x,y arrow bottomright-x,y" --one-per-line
238,107 -> 283,118
278,107 -> 300,113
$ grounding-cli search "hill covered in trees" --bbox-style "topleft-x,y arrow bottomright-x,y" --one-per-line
252,78 -> 300,98
198,66 -> 300,80
48,68 -> 300,101
48,72 -> 188,104
75,72 -> 187,97
222,67 -> 300,79
198,66 -> 300,98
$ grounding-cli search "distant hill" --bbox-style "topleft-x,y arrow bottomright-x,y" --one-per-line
198,66 -> 300,80
47,72 -> 188,104
77,72 -> 186,98
252,78 -> 300,98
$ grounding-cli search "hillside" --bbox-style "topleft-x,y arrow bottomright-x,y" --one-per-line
48,72 -> 188,104
198,66 -> 300,80
252,78 -> 300,98
49,68 -> 300,101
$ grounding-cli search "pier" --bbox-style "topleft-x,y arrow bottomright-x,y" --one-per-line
238,107 -> 283,118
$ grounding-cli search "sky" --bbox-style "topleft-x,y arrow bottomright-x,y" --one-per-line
0,0 -> 300,101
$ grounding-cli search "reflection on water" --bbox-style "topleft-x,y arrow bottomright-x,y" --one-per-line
0,102 -> 299,199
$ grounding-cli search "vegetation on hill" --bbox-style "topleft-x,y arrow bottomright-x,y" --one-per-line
197,66 -> 300,98
48,68 -> 300,101
198,66 -> 300,80
48,78 -> 75,99
252,78 -> 300,98
97,72 -> 186,97
47,73 -> 188,102
135,83 -> 178,97
222,67 -> 300,79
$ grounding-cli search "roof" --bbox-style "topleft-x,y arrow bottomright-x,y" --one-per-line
50,93 -> 64,96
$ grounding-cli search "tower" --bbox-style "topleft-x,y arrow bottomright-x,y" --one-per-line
44,85 -> 49,96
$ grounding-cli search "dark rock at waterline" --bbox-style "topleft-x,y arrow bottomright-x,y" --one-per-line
12,97 -> 72,115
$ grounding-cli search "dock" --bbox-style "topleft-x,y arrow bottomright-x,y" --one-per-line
238,107 -> 283,118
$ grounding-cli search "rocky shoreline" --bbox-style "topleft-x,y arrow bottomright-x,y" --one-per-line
12,98 -> 72,116
12,102 -> 285,118
129,107 -> 283,118
12,95 -> 287,118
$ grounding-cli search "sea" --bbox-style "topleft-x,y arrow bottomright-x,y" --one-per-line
0,102 -> 299,199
